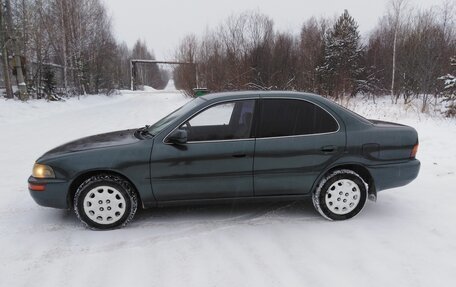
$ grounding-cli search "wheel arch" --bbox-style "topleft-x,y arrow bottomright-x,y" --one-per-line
67,170 -> 143,209
313,163 -> 377,201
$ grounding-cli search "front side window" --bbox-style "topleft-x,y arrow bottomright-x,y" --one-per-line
258,99 -> 338,138
182,100 -> 255,142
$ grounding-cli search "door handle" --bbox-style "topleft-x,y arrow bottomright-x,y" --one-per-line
232,154 -> 247,158
321,145 -> 337,153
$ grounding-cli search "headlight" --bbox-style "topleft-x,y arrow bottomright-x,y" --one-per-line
32,163 -> 55,179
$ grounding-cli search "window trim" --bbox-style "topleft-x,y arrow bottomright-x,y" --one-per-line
256,97 -> 341,140
163,96 -> 341,145
163,98 -> 258,144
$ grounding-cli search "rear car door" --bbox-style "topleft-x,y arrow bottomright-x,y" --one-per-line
150,99 -> 257,201
253,97 -> 345,196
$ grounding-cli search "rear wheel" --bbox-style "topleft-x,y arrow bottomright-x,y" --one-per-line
74,174 -> 138,230
312,169 -> 367,220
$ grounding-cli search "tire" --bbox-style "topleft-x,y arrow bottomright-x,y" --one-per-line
312,169 -> 368,221
74,174 -> 138,230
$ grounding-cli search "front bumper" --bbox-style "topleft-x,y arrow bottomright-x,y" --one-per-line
368,159 -> 421,192
28,176 -> 70,209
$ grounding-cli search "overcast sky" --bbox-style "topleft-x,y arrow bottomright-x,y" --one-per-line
104,0 -> 443,60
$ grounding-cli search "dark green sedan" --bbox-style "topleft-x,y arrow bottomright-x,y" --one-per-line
28,91 -> 420,229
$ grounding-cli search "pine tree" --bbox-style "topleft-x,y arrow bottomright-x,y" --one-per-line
439,57 -> 456,117
317,10 -> 363,98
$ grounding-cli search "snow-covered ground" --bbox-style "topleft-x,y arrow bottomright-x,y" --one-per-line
0,89 -> 455,287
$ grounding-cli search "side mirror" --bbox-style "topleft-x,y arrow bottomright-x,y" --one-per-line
166,129 -> 188,144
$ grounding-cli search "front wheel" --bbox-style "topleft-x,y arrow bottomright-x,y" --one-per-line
312,169 -> 367,221
74,174 -> 138,230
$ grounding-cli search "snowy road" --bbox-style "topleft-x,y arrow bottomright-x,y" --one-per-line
0,91 -> 455,287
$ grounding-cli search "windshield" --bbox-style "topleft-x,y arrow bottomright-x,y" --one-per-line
148,98 -> 204,136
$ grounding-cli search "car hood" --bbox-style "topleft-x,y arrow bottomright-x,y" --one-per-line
39,129 -> 140,160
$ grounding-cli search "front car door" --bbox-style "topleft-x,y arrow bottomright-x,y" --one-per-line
150,98 -> 257,201
254,96 -> 345,196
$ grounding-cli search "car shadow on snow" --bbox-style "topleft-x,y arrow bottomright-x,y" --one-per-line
132,199 -> 321,227
48,197 -> 404,230
39,199 -> 318,231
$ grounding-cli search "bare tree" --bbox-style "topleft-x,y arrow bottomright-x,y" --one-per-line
298,17 -> 328,93
0,1 -> 13,98
5,0 -> 27,99
173,35 -> 198,93
388,0 -> 409,102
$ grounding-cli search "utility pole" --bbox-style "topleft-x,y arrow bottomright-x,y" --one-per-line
5,0 -> 27,100
0,0 -> 12,98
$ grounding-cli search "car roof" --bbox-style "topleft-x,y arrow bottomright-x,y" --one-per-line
199,90 -> 324,102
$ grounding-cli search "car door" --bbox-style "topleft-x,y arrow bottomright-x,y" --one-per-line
254,97 -> 345,196
150,99 -> 257,201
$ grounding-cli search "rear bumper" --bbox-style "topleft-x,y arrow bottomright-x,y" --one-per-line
368,159 -> 420,192
28,176 -> 70,209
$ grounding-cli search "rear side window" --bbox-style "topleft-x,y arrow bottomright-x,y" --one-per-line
258,99 -> 338,138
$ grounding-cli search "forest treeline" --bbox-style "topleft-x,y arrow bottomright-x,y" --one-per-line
174,1 -> 455,113
0,0 -> 167,100
1,0 -> 455,115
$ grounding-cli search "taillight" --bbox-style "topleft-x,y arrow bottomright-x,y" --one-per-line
410,143 -> 419,158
